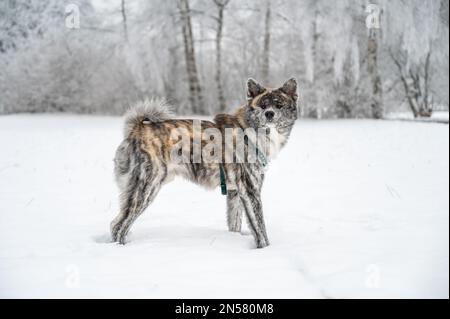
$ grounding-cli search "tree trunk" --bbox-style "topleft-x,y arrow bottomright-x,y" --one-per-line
162,13 -> 180,106
179,0 -> 205,114
261,0 -> 271,84
367,29 -> 383,119
121,0 -> 128,43
311,10 -> 320,119
163,46 -> 180,105
420,50 -> 432,117
213,0 -> 229,112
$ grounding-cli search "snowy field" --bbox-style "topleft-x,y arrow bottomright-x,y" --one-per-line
385,111 -> 449,123
0,115 -> 448,299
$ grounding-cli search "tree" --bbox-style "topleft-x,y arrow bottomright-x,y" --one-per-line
121,0 -> 129,43
213,0 -> 230,111
178,0 -> 205,114
260,0 -> 271,84
382,0 -> 447,118
367,27 -> 383,119
0,1 -> 61,53
390,48 -> 433,118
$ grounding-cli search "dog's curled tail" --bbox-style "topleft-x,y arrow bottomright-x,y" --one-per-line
123,98 -> 173,137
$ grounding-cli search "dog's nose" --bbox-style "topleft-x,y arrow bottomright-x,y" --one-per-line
265,111 -> 275,120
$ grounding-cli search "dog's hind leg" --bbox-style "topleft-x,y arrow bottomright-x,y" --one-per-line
112,162 -> 166,244
111,141 -> 166,244
227,190 -> 243,232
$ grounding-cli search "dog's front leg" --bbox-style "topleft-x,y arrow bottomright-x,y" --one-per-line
240,190 -> 270,248
227,190 -> 243,232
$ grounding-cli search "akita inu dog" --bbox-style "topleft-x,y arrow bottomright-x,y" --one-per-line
111,78 -> 298,248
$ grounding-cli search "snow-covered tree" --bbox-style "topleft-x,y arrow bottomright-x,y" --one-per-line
382,0 -> 449,117
0,0 -> 448,117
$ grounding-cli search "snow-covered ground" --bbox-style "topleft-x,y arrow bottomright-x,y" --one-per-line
386,111 -> 449,123
0,115 -> 448,299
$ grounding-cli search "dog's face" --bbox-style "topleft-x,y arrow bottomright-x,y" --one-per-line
245,78 -> 298,130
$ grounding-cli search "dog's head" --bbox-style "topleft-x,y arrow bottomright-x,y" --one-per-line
245,78 -> 298,130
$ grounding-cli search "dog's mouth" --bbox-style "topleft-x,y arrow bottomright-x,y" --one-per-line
262,120 -> 276,128
264,117 -> 285,126
268,121 -> 295,132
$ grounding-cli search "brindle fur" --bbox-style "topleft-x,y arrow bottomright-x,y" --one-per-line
111,79 -> 298,248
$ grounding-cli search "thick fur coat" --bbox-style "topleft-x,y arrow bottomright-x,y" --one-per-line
111,78 -> 298,248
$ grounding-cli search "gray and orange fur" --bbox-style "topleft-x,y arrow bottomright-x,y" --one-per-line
110,78 -> 298,248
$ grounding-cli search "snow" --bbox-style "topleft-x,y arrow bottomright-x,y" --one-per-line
0,115 -> 448,299
386,111 -> 449,123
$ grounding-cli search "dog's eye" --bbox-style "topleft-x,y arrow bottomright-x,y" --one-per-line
260,104 -> 267,110
276,104 -> 283,109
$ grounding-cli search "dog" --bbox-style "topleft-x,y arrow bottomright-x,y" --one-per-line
110,78 -> 298,248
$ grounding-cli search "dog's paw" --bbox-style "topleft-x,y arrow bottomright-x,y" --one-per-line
118,237 -> 128,245
256,238 -> 270,249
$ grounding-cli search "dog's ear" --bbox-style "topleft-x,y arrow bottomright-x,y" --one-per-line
279,78 -> 298,101
247,78 -> 266,100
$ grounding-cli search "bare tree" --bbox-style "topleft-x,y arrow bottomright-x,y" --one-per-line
367,28 -> 383,119
261,0 -> 271,84
381,0 -> 446,118
390,48 -> 433,118
213,0 -> 230,111
178,0 -> 205,114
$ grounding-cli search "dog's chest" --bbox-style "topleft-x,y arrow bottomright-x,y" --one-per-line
265,128 -> 287,160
